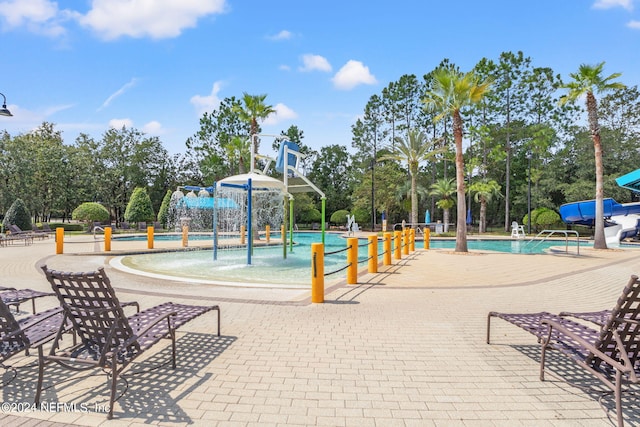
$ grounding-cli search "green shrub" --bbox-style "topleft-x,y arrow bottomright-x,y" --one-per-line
157,189 -> 172,227
525,207 -> 562,231
124,187 -> 155,223
330,209 -> 349,224
48,222 -> 84,232
3,198 -> 31,231
300,208 -> 321,223
72,202 -> 110,223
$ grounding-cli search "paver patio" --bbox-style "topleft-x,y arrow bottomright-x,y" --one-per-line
0,233 -> 639,426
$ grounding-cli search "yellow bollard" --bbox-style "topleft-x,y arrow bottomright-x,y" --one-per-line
55,227 -> 64,254
383,232 -> 391,265
403,228 -> 409,255
147,226 -> 154,249
266,225 -> 271,243
240,225 -> 246,245
104,226 -> 112,252
410,228 -> 415,252
368,235 -> 378,273
424,228 -> 430,249
394,231 -> 402,260
182,225 -> 189,247
311,243 -> 324,303
346,237 -> 358,284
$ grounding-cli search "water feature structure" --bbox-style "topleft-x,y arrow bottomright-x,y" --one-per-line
167,134 -> 326,266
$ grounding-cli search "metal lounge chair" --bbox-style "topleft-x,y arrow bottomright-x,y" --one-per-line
486,309 -> 612,344
0,298 -> 67,385
539,275 -> 640,427
0,287 -> 55,314
36,266 -> 221,419
487,275 -> 640,427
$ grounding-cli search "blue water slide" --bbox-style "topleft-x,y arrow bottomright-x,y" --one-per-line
559,198 -> 640,226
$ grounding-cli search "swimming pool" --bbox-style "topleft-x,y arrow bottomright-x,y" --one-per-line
110,232 -> 586,287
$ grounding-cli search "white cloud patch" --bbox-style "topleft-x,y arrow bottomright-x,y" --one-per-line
299,54 -> 332,72
279,64 -> 291,71
79,0 -> 228,40
191,81 -> 224,116
627,19 -> 640,27
0,0 -> 69,37
109,118 -> 133,129
267,30 -> 292,41
331,60 -> 377,90
263,103 -> 297,126
99,78 -> 138,111
593,0 -> 633,10
142,120 -> 164,135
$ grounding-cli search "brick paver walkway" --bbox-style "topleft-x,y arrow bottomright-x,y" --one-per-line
0,234 -> 639,426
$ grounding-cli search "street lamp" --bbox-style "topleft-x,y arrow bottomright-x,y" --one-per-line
527,151 -> 532,234
0,93 -> 12,117
370,158 -> 376,232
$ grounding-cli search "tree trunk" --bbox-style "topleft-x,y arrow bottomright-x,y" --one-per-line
588,92 -> 607,249
480,199 -> 487,233
453,111 -> 468,252
410,169 -> 418,225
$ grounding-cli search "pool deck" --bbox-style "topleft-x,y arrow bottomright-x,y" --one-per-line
1,232 -> 640,426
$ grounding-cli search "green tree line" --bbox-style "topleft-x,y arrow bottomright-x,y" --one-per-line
1,51 -> 639,250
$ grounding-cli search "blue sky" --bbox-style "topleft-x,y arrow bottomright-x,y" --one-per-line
1,0 -> 639,157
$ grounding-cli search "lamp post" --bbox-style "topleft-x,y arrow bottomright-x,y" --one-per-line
370,158 -> 375,232
527,151 -> 532,234
0,93 -> 12,117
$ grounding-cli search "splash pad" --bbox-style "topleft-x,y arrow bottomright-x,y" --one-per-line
132,136 -> 328,286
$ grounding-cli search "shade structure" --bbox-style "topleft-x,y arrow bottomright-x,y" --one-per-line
217,172 -> 286,192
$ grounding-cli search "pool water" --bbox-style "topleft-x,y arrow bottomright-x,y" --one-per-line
112,232 -> 587,287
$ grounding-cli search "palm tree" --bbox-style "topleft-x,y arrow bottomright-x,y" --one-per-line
234,93 -> 276,168
429,178 -> 456,232
423,68 -> 491,252
469,180 -> 501,233
223,136 -> 250,174
378,129 -> 441,225
560,62 -> 624,250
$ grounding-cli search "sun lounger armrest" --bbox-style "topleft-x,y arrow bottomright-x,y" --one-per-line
541,318 -> 632,374
118,311 -> 177,350
121,301 -> 140,313
18,307 -> 63,330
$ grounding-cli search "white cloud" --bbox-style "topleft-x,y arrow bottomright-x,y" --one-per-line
331,60 -> 377,90
593,0 -> 633,10
263,103 -> 297,126
627,19 -> 640,28
142,120 -> 164,135
79,0 -> 227,40
267,30 -> 292,41
279,64 -> 291,71
109,118 -> 133,129
0,0 -> 69,37
191,81 -> 224,116
99,78 -> 138,111
299,54 -> 332,72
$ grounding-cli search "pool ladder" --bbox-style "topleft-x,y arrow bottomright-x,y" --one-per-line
522,229 -> 582,255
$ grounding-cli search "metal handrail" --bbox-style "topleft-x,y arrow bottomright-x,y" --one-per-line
524,229 -> 581,255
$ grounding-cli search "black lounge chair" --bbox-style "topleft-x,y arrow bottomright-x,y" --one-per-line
487,275 -> 640,427
0,287 -> 54,314
36,266 -> 221,419
0,298 -> 67,384
9,224 -> 46,240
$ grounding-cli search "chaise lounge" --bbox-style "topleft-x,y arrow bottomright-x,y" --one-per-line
487,275 -> 640,427
0,298 -> 68,384
36,266 -> 221,419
